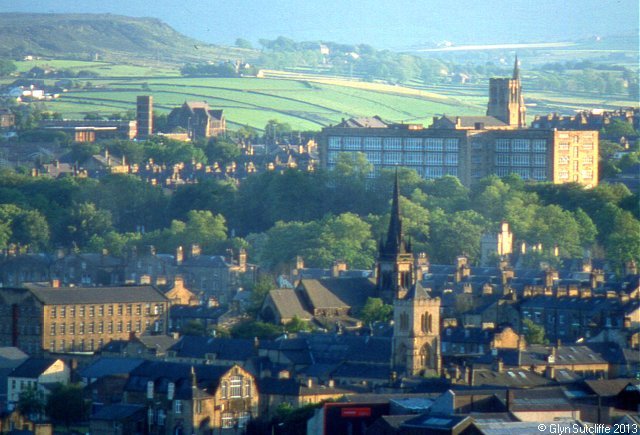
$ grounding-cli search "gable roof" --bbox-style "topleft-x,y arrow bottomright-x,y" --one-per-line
298,277 -> 376,310
91,404 -> 145,421
168,336 -> 254,361
24,284 -> 168,305
80,357 -> 145,379
10,358 -> 59,379
267,289 -> 313,320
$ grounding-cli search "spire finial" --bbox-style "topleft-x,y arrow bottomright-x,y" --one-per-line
513,55 -> 520,80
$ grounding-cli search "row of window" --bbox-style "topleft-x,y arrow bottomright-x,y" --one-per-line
328,136 -> 460,151
221,375 -> 252,399
49,338 -> 104,352
50,303 -> 163,319
495,139 -> 547,153
495,153 -> 546,167
327,150 -> 458,166
49,319 -> 163,336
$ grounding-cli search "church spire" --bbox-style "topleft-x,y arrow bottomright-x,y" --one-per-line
512,55 -> 520,81
384,170 -> 407,256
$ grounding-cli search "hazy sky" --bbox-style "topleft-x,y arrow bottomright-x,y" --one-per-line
1,0 -> 637,48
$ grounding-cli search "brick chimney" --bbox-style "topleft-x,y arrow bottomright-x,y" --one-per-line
175,246 -> 183,265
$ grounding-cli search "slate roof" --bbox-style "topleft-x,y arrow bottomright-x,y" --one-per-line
10,358 -> 58,379
80,357 -> 144,379
335,116 -> 388,128
125,360 -> 230,400
168,336 -> 254,361
301,333 -> 392,365
0,347 -> 29,369
331,361 -> 390,381
435,115 -> 508,128
509,387 -> 574,412
257,377 -> 355,396
169,305 -> 225,320
24,284 -> 168,304
442,327 -> 493,344
267,289 -> 313,320
298,277 -> 376,310
91,404 -> 145,421
583,378 -> 635,397
472,369 -> 554,388
474,345 -> 609,367
179,255 -> 230,268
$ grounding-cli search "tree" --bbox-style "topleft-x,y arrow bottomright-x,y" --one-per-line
522,318 -> 546,345
65,202 -> 113,248
205,137 -> 241,164
17,386 -> 46,420
230,320 -> 282,339
235,38 -> 253,49
360,297 -> 393,324
0,59 -> 16,76
602,119 -> 637,141
45,383 -> 90,429
285,316 -> 312,333
248,275 -> 275,315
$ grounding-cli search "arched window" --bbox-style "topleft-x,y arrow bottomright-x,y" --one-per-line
419,344 -> 430,367
428,314 -> 433,333
400,313 -> 409,331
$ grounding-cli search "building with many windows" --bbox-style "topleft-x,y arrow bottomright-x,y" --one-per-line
318,59 -> 598,188
0,284 -> 169,355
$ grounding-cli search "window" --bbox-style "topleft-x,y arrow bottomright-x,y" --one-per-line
195,400 -> 202,414
221,382 -> 228,398
383,151 -> 401,165
581,170 -> 593,179
328,136 -> 341,150
383,137 -> 401,150
244,380 -> 252,398
230,376 -> 243,398
559,142 -> 569,151
98,321 -> 103,334
495,167 -> 510,177
107,305 -> 113,316
514,168 -> 531,179
495,154 -> 509,166
145,304 -> 151,315
50,324 -> 56,335
400,312 -> 409,331
69,323 -> 75,335
222,413 -> 234,429
533,168 -> 547,181
512,139 -> 530,152
363,137 -> 382,150
425,138 -> 443,151
69,306 -> 75,317
424,167 -> 443,178
343,136 -> 361,150
126,305 -> 132,315
107,322 -> 113,334
404,152 -> 422,165
79,322 -> 84,335
444,153 -> 458,166
157,410 -> 166,426
60,323 -> 66,334
154,304 -> 162,315
126,321 -> 132,333
511,154 -> 530,166
118,305 -> 123,316
50,340 -> 55,351
365,151 -> 381,164
79,306 -> 85,317
532,139 -> 547,152
117,321 -> 123,333
404,138 -> 422,151
425,153 -> 443,165
445,167 -> 458,176
60,339 -> 66,351
136,304 -> 142,316
533,154 -> 546,167
495,139 -> 509,152
60,307 -> 66,318
98,305 -> 104,317
136,320 -> 141,333
174,400 -> 182,414
89,339 -> 94,351
50,306 -> 57,318
88,322 -> 94,334
582,156 -> 593,165
444,138 -> 459,151
89,306 -> 95,317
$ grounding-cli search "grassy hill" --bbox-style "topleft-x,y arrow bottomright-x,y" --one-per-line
0,13 -> 256,64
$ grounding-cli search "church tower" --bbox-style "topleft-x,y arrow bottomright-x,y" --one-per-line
376,171 -> 414,302
486,56 -> 526,127
377,173 -> 441,377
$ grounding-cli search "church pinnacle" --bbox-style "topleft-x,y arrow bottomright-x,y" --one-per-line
382,170 -> 409,258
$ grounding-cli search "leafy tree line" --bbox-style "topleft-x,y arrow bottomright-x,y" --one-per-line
0,152 -> 637,273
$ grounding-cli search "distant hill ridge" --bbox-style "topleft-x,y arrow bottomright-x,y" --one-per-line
0,13 -> 256,64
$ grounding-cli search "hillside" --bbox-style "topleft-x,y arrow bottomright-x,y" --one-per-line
0,13 -> 257,65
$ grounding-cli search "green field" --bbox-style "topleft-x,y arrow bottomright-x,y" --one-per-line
23,60 -> 639,132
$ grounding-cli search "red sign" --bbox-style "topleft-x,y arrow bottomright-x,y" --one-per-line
340,407 -> 371,418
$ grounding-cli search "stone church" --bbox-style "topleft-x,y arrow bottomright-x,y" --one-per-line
377,173 -> 441,376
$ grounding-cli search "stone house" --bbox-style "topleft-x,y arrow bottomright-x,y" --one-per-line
123,361 -> 258,434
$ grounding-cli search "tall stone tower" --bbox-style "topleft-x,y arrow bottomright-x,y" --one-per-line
377,172 -> 441,376
376,171 -> 414,302
136,95 -> 153,140
486,56 -> 526,127
392,284 -> 441,376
